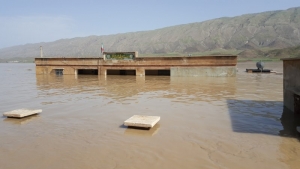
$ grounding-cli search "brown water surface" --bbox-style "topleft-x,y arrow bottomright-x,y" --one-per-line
0,62 -> 300,169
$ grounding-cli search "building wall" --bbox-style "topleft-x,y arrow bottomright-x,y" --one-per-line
171,66 -> 236,77
282,58 -> 300,112
36,66 -> 49,74
36,65 -> 98,75
134,56 -> 236,66
35,58 -> 100,66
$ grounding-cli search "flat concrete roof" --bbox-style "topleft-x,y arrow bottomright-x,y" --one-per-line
35,57 -> 104,59
35,55 -> 237,59
137,55 -> 237,59
104,52 -> 135,54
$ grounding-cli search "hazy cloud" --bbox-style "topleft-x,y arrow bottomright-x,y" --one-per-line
0,16 -> 77,49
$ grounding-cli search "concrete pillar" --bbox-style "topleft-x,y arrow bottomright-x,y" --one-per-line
136,67 -> 145,76
97,67 -> 101,75
100,67 -> 107,76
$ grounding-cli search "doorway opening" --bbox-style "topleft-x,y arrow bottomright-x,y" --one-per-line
77,69 -> 98,75
107,69 -> 136,75
145,70 -> 170,76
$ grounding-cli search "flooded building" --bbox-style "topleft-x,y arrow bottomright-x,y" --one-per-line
35,52 -> 237,77
281,57 -> 300,114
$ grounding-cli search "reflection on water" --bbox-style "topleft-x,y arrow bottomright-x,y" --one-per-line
0,62 -> 300,169
35,75 -> 237,102
227,100 -> 283,136
280,107 -> 300,138
123,124 -> 160,136
3,114 -> 40,125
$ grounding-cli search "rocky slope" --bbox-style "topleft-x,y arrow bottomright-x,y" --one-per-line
1,7 -> 300,60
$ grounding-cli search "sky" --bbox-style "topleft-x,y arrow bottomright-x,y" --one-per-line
0,0 -> 300,49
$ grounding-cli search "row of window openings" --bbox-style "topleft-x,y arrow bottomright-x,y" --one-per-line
54,69 -> 170,76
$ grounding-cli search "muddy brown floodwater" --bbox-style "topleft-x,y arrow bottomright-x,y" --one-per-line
0,62 -> 300,169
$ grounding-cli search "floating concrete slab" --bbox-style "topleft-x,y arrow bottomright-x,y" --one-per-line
124,115 -> 160,128
3,109 -> 42,118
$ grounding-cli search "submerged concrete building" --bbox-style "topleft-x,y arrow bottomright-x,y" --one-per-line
281,57 -> 300,114
35,52 -> 237,77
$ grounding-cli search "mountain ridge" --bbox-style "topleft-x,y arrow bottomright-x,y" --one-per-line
1,7 -> 300,60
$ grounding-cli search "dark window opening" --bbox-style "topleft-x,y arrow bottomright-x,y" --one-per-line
55,69 -> 63,76
107,69 -> 136,75
78,69 -> 98,75
145,70 -> 170,76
